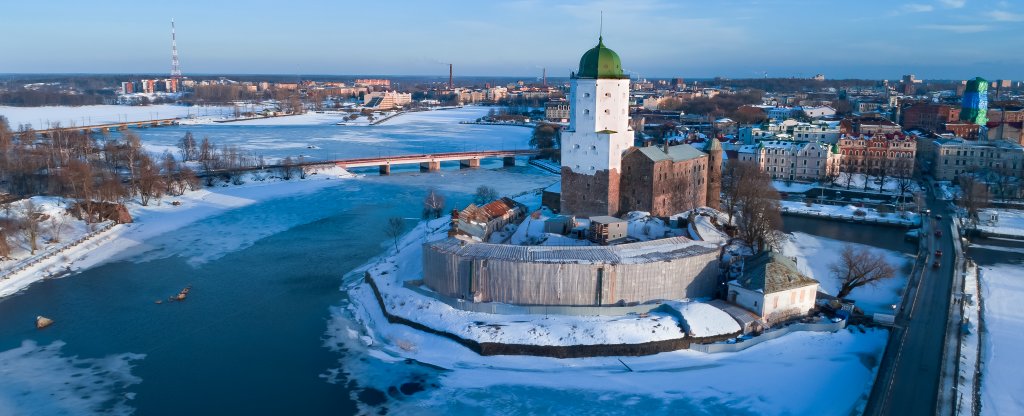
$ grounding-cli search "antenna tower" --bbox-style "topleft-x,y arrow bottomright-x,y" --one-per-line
171,19 -> 182,79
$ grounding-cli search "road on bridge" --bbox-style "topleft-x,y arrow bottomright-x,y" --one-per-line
865,181 -> 956,415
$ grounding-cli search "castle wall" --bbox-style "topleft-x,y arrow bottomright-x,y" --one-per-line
422,239 -> 721,306
560,167 -> 620,217
619,152 -> 709,217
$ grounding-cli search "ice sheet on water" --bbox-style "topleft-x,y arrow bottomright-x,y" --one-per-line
0,340 -> 144,416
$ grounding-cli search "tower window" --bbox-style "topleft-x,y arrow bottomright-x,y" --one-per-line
584,109 -> 590,115
584,93 -> 591,98
605,92 -> 611,97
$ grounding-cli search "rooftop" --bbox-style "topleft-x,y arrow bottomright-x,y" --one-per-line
733,251 -> 819,294
634,144 -> 707,162
428,236 -> 716,265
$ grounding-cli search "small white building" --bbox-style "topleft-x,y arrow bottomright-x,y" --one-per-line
728,252 -> 819,325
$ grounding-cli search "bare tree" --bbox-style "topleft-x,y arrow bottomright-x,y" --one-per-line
19,200 -> 44,254
280,156 -> 296,180
734,163 -> 783,252
178,131 -> 198,161
474,185 -> 499,205
423,188 -> 445,219
48,213 -> 67,243
893,158 -> 915,206
0,227 -> 11,259
721,159 -> 762,224
135,155 -> 165,206
956,175 -> 990,227
831,244 -> 897,299
385,217 -> 405,252
839,158 -> 856,190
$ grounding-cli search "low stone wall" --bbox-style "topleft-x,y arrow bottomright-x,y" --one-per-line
365,274 -> 740,358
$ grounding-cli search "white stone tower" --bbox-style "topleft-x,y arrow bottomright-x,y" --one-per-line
560,37 -> 633,216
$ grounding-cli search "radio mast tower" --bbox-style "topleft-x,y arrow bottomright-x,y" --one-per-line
170,19 -> 182,79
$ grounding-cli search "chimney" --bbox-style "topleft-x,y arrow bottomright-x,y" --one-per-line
449,64 -> 453,90
663,138 -> 670,154
542,68 -> 547,87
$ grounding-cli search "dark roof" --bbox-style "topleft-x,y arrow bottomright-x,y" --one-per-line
735,251 -> 818,294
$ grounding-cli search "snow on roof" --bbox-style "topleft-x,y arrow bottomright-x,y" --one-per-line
590,215 -> 625,224
428,236 -> 715,265
733,251 -> 818,294
634,144 -> 706,163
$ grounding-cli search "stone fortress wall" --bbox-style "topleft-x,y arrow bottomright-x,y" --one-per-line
422,237 -> 721,306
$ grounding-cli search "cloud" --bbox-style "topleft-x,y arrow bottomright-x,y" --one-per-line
938,0 -> 966,7
917,24 -> 991,33
987,10 -> 1024,22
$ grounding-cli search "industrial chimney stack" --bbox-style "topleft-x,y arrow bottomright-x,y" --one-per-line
449,64 -> 453,90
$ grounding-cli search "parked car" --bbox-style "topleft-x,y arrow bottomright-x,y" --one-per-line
935,249 -> 943,258
933,260 -> 941,269
935,230 -> 943,238
935,214 -> 943,220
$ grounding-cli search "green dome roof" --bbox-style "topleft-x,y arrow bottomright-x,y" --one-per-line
576,37 -> 627,79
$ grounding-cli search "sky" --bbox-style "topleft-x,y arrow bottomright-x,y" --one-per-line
0,0 -> 1021,80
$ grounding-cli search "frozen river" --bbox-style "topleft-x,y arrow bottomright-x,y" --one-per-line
0,106 -> 556,415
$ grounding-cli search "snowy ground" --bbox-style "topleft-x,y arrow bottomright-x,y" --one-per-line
333,271 -> 888,415
781,200 -> 920,226
0,167 -> 356,299
978,263 -> 1024,415
773,180 -> 816,194
782,232 -> 912,315
0,196 -> 94,272
974,209 -> 1024,238
0,104 -> 234,129
834,173 -> 920,194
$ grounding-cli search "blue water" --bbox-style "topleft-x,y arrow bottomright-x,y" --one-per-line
0,108 -> 551,415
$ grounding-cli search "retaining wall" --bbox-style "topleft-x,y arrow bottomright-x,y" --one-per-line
690,320 -> 847,353
365,273 -> 741,358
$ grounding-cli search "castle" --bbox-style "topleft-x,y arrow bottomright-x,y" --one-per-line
558,38 -> 721,217
419,38 -> 726,307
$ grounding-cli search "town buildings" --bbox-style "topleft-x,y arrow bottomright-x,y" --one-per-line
545,99 -> 570,122
931,138 -> 1024,181
836,133 -> 917,176
363,91 -> 412,109
738,140 -> 840,182
902,103 -> 960,134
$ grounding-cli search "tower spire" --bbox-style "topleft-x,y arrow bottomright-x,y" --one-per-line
170,19 -> 182,79
599,11 -> 603,41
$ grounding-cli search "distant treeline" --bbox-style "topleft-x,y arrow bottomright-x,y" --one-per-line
0,90 -> 109,107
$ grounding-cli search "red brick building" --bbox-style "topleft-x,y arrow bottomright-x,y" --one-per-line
902,103 -> 960,133
619,144 -> 709,217
837,133 -> 917,176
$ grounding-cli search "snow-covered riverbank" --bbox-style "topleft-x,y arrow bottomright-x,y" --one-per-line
0,167 -> 355,299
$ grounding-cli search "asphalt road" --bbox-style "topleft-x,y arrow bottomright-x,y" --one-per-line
865,184 -> 956,415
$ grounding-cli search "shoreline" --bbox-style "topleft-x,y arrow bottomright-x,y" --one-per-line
0,167 -> 356,299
